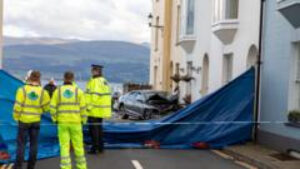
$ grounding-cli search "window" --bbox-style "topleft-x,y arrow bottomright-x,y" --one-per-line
128,92 -> 136,100
214,0 -> 239,22
296,45 -> 300,109
181,0 -> 195,36
176,63 -> 180,74
154,17 -> 159,51
136,93 -> 145,102
223,54 -> 233,84
214,0 -> 222,22
225,0 -> 239,19
201,55 -> 209,95
186,62 -> 193,95
187,61 -> 193,76
154,66 -> 158,88
170,62 -> 174,75
186,0 -> 195,35
176,5 -> 181,43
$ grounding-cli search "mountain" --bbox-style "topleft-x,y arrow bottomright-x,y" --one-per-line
3,37 -> 150,83
141,42 -> 150,48
4,36 -> 79,46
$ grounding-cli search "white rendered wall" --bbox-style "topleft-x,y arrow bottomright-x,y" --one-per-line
0,0 -> 3,69
178,0 -> 261,101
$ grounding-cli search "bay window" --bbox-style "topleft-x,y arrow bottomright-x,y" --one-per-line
181,0 -> 195,37
214,0 -> 239,23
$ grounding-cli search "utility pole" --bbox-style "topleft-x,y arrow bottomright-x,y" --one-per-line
254,0 -> 266,143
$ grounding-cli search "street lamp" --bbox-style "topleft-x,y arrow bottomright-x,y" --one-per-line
148,13 -> 164,30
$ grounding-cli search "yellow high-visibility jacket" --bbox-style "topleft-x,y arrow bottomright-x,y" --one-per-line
13,84 -> 50,123
85,77 -> 112,118
50,85 -> 87,124
72,81 -> 78,88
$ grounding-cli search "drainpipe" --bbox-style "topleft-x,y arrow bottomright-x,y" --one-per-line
254,0 -> 266,143
162,0 -> 173,92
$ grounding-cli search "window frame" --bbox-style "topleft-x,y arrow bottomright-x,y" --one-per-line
223,53 -> 233,84
213,0 -> 239,23
180,0 -> 196,37
201,55 -> 210,95
176,5 -> 182,44
185,0 -> 195,35
187,61 -> 193,76
154,16 -> 160,52
153,65 -> 158,88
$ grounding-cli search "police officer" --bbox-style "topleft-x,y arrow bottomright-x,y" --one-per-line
13,71 -> 50,169
50,72 -> 87,169
85,65 -> 112,154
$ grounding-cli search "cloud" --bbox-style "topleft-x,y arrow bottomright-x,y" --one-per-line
3,0 -> 152,43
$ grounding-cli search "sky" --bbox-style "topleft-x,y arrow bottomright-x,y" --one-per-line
3,0 -> 152,43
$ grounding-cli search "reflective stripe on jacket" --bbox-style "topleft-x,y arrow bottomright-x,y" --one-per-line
85,77 -> 112,118
50,85 -> 87,124
13,85 -> 50,123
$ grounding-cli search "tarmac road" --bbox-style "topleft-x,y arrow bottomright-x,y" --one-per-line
32,149 -> 246,169
0,117 -> 249,169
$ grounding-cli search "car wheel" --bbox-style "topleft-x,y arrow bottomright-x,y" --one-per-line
144,110 -> 152,120
119,105 -> 129,120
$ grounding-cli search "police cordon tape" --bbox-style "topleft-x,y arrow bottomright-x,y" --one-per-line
0,121 -> 293,126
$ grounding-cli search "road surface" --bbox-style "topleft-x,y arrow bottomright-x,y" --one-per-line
33,149 -> 246,169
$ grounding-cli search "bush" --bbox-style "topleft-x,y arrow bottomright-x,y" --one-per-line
288,110 -> 300,123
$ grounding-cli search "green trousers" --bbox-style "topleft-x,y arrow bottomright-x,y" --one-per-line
58,124 -> 87,169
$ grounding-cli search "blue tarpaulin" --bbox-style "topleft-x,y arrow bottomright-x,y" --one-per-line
0,68 -> 255,163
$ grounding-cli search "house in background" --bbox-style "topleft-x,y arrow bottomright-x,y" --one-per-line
259,0 -> 300,152
149,0 -> 174,92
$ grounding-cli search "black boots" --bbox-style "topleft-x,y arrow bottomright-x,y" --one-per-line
88,147 -> 97,154
88,146 -> 104,154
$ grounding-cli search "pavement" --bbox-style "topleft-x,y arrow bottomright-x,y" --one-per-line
1,149 -> 251,169
222,143 -> 300,169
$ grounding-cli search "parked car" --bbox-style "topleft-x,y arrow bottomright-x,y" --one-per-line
117,90 -> 180,120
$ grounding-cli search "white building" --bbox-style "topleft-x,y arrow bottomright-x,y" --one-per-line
150,0 -> 262,102
0,0 -> 3,68
177,0 -> 261,101
149,0 -> 173,92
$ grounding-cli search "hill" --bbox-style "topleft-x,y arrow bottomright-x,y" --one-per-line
3,38 -> 150,83
4,36 -> 79,46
